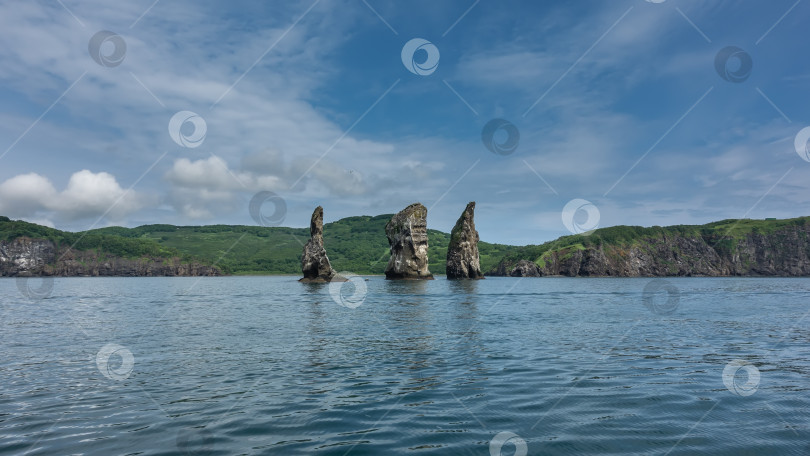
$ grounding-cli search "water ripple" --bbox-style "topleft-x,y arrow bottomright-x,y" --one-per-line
2,277 -> 810,454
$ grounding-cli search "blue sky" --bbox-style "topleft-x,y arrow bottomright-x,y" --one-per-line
1,0 -> 809,245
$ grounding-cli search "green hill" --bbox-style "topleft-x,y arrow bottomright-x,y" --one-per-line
0,216 -> 195,262
5,213 -> 809,277
87,215 -> 519,275
488,216 -> 810,277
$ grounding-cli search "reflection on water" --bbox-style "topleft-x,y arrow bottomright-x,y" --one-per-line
383,278 -> 430,295
2,276 -> 810,455
447,278 -> 481,296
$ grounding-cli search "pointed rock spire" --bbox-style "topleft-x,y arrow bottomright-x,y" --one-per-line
446,201 -> 484,279
299,206 -> 341,282
384,203 -> 434,280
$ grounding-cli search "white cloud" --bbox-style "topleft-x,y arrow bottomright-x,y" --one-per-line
0,173 -> 58,216
0,170 -> 146,223
59,170 -> 145,220
166,156 -> 249,191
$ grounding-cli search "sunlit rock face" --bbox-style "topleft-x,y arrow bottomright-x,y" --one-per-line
446,201 -> 484,280
384,203 -> 433,280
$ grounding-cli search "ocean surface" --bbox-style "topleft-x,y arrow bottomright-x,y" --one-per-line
1,276 -> 809,455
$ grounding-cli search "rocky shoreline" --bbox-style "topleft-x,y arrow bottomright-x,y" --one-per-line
486,223 -> 810,277
0,237 -> 221,277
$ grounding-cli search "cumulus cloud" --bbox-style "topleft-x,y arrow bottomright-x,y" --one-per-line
0,170 -> 146,223
0,173 -> 58,216
166,156 -> 251,191
164,149 -> 371,219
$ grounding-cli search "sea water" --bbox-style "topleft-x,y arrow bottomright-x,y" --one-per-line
1,276 -> 808,455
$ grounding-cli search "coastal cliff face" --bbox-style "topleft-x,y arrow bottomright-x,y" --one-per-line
488,224 -> 810,277
0,237 -> 221,277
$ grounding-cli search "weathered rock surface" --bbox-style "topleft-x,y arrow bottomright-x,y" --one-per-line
0,237 -> 221,277
299,206 -> 343,282
385,203 -> 433,280
487,223 -> 810,277
446,202 -> 484,279
508,259 -> 543,277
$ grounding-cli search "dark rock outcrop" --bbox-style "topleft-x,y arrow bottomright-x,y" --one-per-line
0,237 -> 221,277
487,222 -> 810,277
385,203 -> 433,280
299,206 -> 343,282
508,259 -> 543,277
446,202 -> 484,279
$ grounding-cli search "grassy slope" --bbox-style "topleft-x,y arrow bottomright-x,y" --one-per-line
88,215 -> 519,275
494,216 -> 810,271
0,216 -> 201,263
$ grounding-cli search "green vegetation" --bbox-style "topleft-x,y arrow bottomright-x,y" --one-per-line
86,214 -> 518,275
0,218 -> 206,264
494,216 -> 810,271
3,214 -> 808,276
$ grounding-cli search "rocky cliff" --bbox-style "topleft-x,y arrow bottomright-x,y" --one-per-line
446,202 -> 484,279
384,203 -> 434,280
0,237 -> 221,277
487,220 -> 810,277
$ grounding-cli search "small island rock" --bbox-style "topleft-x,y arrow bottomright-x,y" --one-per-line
299,206 -> 344,282
446,201 -> 485,279
384,203 -> 434,280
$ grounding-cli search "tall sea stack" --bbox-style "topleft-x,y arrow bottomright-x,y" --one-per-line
384,203 -> 434,280
446,201 -> 485,279
299,206 -> 342,282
